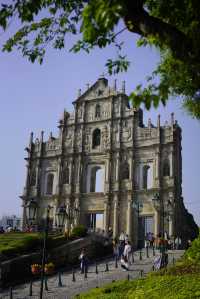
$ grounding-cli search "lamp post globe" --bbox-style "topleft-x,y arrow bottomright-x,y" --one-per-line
56,206 -> 67,228
26,199 -> 37,222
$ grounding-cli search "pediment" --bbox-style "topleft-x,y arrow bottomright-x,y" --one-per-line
74,77 -> 110,102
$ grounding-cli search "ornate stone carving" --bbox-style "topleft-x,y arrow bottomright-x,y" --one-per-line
122,126 -> 132,142
102,125 -> 110,149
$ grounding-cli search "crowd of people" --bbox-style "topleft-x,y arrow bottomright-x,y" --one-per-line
92,228 -> 188,271
0,225 -> 21,233
144,232 -> 185,250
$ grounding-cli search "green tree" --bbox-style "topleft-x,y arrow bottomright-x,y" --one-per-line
0,0 -> 200,118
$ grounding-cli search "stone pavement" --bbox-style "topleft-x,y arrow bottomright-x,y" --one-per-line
0,249 -> 184,299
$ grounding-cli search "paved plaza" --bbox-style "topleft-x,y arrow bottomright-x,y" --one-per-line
0,249 -> 184,299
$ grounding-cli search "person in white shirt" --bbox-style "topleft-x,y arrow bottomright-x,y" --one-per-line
123,241 -> 132,268
119,231 -> 125,242
175,236 -> 182,249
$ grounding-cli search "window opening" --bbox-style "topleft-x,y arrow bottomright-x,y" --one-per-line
90,166 -> 104,192
63,167 -> 69,184
30,170 -> 36,186
92,128 -> 101,148
163,160 -> 170,176
95,104 -> 101,118
46,173 -> 54,195
122,162 -> 130,180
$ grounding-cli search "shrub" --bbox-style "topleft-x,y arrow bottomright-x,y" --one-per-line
184,232 -> 200,264
71,225 -> 87,238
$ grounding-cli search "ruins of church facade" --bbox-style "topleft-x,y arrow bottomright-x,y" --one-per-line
21,77 -> 189,247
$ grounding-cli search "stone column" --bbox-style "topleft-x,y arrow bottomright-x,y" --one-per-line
103,198 -> 109,233
115,153 -> 119,181
169,149 -> 173,177
74,197 -> 80,226
154,209 -> 160,237
57,157 -> 61,195
115,153 -> 120,190
113,195 -> 119,238
168,215 -> 173,237
22,203 -> 27,231
126,196 -> 133,241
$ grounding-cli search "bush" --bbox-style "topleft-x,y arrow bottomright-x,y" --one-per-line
184,232 -> 200,264
71,225 -> 87,238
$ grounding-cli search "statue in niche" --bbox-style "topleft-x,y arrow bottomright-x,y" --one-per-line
76,131 -> 82,150
102,126 -> 110,149
85,134 -> 90,151
114,101 -> 119,113
78,106 -> 83,118
30,169 -> 37,186
121,161 -> 130,180
65,130 -> 73,148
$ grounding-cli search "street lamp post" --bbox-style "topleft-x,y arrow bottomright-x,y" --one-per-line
65,204 -> 80,235
152,193 -> 172,267
39,206 -> 51,299
26,203 -> 67,299
132,200 -> 143,248
25,199 -> 37,228
152,193 -> 172,240
39,205 -> 66,299
56,206 -> 67,231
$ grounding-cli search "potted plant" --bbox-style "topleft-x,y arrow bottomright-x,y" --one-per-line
44,262 -> 55,275
31,264 -> 41,275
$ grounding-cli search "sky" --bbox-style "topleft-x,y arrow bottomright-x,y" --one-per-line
0,18 -> 199,225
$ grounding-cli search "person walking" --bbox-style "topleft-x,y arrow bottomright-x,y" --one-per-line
120,254 -> 129,271
79,248 -> 88,274
175,236 -> 182,249
113,238 -> 119,260
123,240 -> 132,268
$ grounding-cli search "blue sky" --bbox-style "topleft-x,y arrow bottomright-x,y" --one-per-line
0,25 -> 199,225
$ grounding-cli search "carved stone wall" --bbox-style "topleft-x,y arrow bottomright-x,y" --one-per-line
21,77 -> 192,247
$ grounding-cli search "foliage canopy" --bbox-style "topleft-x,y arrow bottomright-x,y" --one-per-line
0,0 -> 200,118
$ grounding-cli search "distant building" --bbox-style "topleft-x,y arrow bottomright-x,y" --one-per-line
0,215 -> 22,230
21,77 -> 198,247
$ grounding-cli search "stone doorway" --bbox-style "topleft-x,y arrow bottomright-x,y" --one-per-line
138,216 -> 154,248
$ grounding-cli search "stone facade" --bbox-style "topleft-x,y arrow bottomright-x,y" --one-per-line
21,77 -> 195,247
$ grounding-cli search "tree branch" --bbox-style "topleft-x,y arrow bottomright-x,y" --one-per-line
123,5 -> 194,62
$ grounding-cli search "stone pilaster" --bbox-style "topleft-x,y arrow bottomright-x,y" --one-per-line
126,196 -> 133,241
113,194 -> 119,238
154,209 -> 160,237
103,197 -> 109,233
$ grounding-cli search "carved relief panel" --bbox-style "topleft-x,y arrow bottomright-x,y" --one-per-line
102,125 -> 110,150
64,127 -> 74,152
122,119 -> 132,143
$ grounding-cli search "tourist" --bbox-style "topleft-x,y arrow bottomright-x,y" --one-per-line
153,255 -> 162,270
113,239 -> 119,260
120,254 -> 129,271
108,227 -> 113,238
118,240 -> 125,258
175,236 -> 182,249
119,231 -> 126,243
168,238 -> 173,250
125,234 -> 129,242
144,234 -> 150,248
149,233 -> 154,248
0,226 -> 4,234
123,240 -> 132,266
186,239 -> 192,249
79,248 -> 88,274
